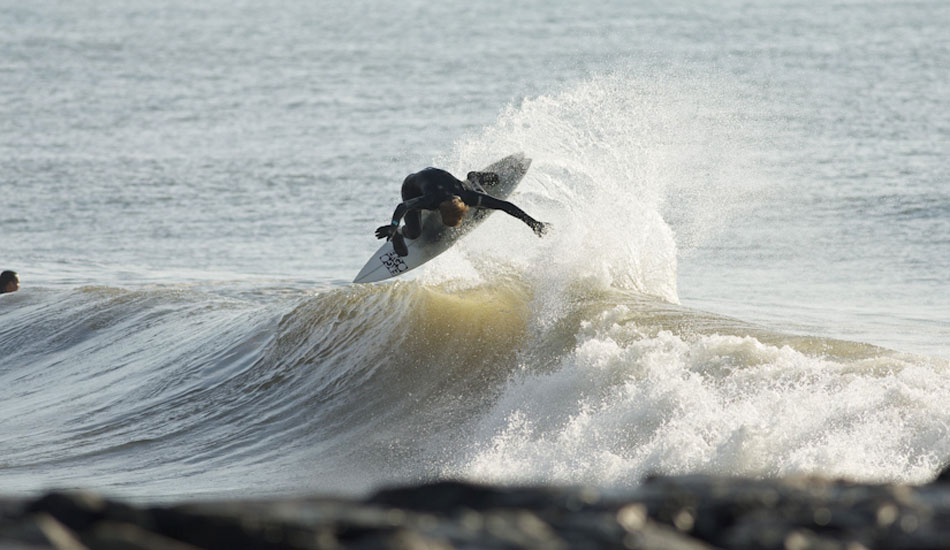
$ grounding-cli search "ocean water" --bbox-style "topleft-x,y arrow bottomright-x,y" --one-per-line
1,0 -> 948,499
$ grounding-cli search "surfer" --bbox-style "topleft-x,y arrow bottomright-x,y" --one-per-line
375,168 -> 548,256
0,270 -> 19,294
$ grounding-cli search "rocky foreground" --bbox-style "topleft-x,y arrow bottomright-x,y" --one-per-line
2,471 -> 950,550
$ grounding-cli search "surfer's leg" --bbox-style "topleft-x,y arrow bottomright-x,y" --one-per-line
402,211 -> 422,240
391,228 -> 408,257
400,178 -> 424,240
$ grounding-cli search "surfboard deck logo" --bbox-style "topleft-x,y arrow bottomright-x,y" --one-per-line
380,250 -> 409,276
353,153 -> 532,284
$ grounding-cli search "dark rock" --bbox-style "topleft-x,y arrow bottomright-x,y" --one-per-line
29,490 -> 149,534
147,506 -> 318,550
370,480 -> 579,513
0,512 -> 85,549
86,521 -> 201,550
2,475 -> 950,549
933,463 -> 950,484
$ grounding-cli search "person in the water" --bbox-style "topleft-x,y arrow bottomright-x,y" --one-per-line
0,270 -> 19,294
375,168 -> 548,257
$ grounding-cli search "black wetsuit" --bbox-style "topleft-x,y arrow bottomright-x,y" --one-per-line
389,168 -> 543,239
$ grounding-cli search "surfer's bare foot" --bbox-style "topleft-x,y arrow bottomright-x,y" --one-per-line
392,230 -> 408,257
467,171 -> 500,187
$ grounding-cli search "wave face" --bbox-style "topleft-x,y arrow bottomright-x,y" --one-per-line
2,275 -> 948,499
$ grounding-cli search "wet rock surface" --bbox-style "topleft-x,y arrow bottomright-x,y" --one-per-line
2,472 -> 949,549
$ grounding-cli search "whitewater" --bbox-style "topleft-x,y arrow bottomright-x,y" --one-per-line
2,0 -> 948,500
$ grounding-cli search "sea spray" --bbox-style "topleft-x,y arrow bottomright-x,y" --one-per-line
426,69 -> 775,302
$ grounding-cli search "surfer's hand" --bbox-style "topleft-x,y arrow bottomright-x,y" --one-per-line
375,225 -> 397,240
530,221 -> 549,237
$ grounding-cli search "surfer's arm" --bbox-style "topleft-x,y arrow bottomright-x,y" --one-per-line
465,192 -> 548,237
375,197 -> 430,240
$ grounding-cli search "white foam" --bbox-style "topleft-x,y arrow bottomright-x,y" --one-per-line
453,305 -> 950,486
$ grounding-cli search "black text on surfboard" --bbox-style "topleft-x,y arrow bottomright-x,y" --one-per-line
380,251 -> 409,276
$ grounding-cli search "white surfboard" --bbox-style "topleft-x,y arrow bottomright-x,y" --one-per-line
353,153 -> 532,283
